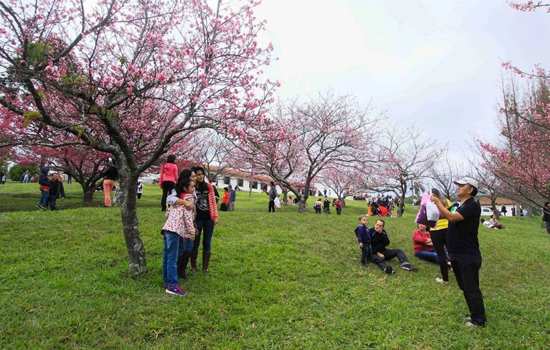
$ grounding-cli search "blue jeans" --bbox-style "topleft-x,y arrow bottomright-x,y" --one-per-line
194,218 -> 214,254
415,250 -> 439,264
39,189 -> 49,206
162,230 -> 182,285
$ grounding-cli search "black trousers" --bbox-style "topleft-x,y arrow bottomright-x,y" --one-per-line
370,248 -> 409,270
268,199 -> 275,212
451,254 -> 486,325
161,181 -> 175,211
431,228 -> 449,281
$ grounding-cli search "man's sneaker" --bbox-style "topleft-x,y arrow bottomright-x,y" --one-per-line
400,262 -> 417,271
465,320 -> 485,328
435,277 -> 448,284
464,316 -> 485,327
384,266 -> 395,274
165,284 -> 187,297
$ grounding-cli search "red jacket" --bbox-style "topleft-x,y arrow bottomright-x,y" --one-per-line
159,163 -> 178,186
412,229 -> 434,253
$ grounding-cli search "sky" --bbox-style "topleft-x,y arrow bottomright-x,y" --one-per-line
255,0 -> 550,163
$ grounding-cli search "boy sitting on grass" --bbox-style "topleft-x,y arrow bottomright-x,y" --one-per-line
354,215 -> 371,267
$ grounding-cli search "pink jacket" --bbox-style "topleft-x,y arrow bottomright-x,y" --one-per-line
159,163 -> 178,185
162,192 -> 196,239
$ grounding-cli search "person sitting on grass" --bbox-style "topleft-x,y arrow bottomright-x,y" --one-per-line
412,223 -> 439,264
378,204 -> 389,217
368,219 -> 417,274
354,215 -> 372,267
486,214 -> 504,229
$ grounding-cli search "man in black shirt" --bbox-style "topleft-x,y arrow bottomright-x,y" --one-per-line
432,177 -> 486,327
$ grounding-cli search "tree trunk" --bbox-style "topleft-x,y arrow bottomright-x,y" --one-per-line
118,169 -> 147,277
490,193 -> 499,218
397,182 -> 407,217
298,182 -> 311,212
83,185 -> 95,203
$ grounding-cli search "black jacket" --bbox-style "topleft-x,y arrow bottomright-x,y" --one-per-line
104,166 -> 118,180
49,180 -> 65,198
369,228 -> 390,254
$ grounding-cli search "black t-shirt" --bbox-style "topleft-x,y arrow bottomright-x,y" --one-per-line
195,182 -> 210,220
104,167 -> 118,180
447,197 -> 481,257
543,207 -> 550,222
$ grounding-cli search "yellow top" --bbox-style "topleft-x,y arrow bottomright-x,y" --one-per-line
432,199 -> 452,231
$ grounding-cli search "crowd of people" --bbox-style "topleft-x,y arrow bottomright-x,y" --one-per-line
312,197 -> 343,214
16,156 -> 546,327
355,177 -> 487,327
367,196 -> 398,217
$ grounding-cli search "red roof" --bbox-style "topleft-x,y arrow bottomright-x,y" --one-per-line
478,196 -> 517,206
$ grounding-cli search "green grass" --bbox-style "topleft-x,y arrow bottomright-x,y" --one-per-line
1,181 -> 549,349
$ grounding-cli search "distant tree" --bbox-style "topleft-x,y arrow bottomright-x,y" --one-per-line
235,94 -> 372,211
369,127 -> 438,216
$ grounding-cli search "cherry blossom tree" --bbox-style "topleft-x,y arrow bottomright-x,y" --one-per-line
185,129 -> 234,180
16,143 -> 110,202
319,165 -> 368,201
368,127 -> 438,216
479,78 -> 550,208
235,94 -> 372,211
0,0 -> 276,275
475,2 -> 550,210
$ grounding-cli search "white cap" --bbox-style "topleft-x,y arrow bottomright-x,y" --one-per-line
453,177 -> 478,189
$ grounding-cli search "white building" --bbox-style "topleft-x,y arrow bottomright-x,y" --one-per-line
478,196 -> 520,217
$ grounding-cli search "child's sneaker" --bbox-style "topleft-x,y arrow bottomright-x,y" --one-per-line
165,284 -> 187,297
384,266 -> 395,274
400,262 -> 417,271
435,277 -> 448,284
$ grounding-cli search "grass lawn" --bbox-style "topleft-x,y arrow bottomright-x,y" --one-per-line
1,181 -> 549,349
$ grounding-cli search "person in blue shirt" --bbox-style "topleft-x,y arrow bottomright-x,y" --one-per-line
354,215 -> 371,267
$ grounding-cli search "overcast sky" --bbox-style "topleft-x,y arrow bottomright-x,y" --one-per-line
256,0 -> 550,162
